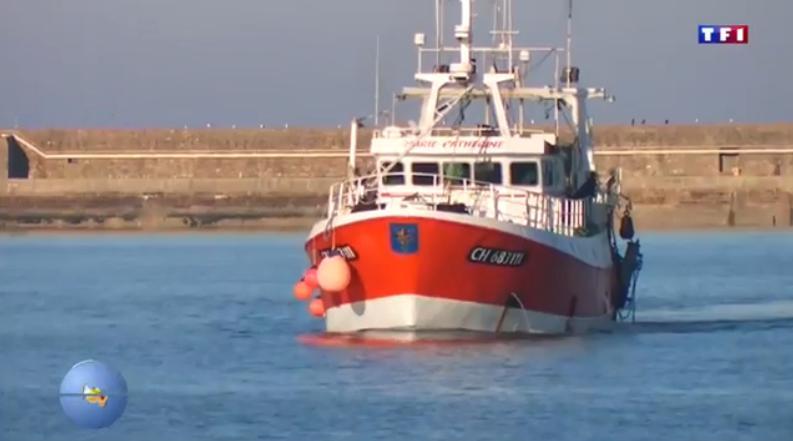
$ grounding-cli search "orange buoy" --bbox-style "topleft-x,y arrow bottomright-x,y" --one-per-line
317,256 -> 351,292
308,298 -> 325,318
303,268 -> 319,289
293,280 -> 313,301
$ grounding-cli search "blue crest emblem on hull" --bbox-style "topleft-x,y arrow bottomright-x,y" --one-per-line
390,223 -> 419,254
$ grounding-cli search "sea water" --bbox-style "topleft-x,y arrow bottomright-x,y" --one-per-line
1,232 -> 792,441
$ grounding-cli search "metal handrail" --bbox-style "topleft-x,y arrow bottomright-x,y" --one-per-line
326,172 -> 609,237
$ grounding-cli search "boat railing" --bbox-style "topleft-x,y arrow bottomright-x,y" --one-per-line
327,173 -> 608,237
492,192 -> 589,236
373,126 -> 550,139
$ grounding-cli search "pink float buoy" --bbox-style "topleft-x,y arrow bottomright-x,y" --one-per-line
317,256 -> 351,292
303,268 -> 319,289
308,298 -> 326,318
292,280 -> 313,301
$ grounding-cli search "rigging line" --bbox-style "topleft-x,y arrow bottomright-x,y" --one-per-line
559,100 -> 577,135
324,182 -> 342,240
527,49 -> 555,74
453,94 -> 474,127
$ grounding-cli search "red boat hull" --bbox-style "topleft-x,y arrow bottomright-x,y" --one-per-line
305,210 -> 619,334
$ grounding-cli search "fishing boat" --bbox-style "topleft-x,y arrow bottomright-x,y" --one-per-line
294,0 -> 643,335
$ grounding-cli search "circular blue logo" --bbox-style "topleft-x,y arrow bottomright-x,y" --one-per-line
59,360 -> 127,429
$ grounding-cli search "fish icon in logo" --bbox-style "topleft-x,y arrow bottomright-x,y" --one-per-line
390,223 -> 419,254
59,359 -> 128,429
82,385 -> 109,408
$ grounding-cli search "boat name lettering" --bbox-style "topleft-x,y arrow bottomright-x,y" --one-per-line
319,245 -> 358,260
468,247 -> 526,267
404,139 -> 504,149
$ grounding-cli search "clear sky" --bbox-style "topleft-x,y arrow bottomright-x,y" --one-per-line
1,0 -> 791,128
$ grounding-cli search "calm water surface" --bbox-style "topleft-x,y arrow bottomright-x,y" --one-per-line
1,232 -> 793,441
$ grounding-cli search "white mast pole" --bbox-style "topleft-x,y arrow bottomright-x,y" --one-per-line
554,52 -> 560,136
438,0 -> 445,65
492,1 -> 498,46
566,0 -> 573,88
502,0 -> 508,47
507,0 -> 514,72
435,0 -> 441,65
375,35 -> 381,126
348,118 -> 358,179
459,0 -> 472,66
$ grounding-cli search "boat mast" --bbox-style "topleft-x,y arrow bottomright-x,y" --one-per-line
375,35 -> 381,126
455,0 -> 473,74
566,0 -> 573,88
435,0 -> 443,66
416,0 -> 475,133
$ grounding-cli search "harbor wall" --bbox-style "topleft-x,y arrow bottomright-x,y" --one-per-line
18,124 -> 793,151
0,135 -> 7,195
14,147 -> 793,181
2,124 -> 793,230
9,125 -> 793,180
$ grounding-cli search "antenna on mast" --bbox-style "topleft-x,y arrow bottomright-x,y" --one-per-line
435,0 -> 442,65
501,0 -> 507,47
375,35 -> 381,126
564,0 -> 576,88
449,0 -> 473,80
567,0 -> 572,68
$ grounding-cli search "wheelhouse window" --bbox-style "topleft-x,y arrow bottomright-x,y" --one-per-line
380,161 -> 405,185
411,162 -> 440,186
510,161 -> 539,186
474,162 -> 502,185
442,162 -> 471,185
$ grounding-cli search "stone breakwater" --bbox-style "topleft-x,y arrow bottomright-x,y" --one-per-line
1,124 -> 793,231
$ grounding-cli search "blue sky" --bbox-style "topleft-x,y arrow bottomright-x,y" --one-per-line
1,0 -> 791,128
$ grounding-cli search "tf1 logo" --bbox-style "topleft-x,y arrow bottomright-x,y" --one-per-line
698,25 -> 749,44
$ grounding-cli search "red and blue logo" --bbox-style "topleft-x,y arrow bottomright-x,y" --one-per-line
699,25 -> 749,44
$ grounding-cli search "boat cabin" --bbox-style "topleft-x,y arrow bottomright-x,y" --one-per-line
369,127 -> 569,202
375,154 -> 566,196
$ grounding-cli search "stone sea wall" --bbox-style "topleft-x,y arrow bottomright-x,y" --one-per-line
19,124 -> 793,151
2,124 -> 793,230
